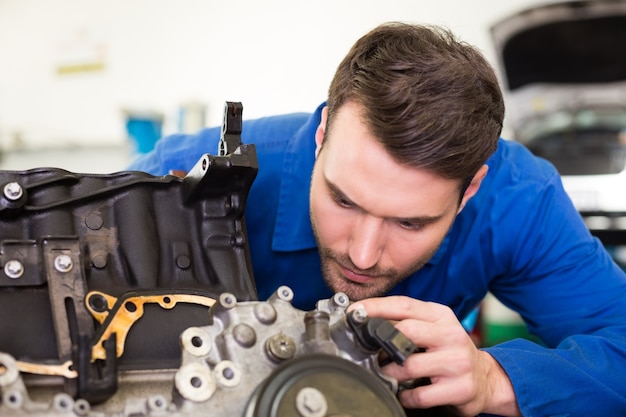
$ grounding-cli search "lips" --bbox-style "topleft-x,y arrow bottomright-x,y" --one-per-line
339,264 -> 375,284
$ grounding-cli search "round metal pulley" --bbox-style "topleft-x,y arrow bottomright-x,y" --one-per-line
244,353 -> 406,417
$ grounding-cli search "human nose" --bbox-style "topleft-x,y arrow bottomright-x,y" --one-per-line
348,215 -> 385,271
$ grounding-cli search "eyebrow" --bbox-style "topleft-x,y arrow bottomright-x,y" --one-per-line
325,178 -> 446,225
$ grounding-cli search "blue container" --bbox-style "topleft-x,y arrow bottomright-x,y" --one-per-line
125,113 -> 164,154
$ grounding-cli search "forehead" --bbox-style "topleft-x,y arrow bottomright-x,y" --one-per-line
320,103 -> 460,218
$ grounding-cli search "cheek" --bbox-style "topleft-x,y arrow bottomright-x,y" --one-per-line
385,224 -> 451,269
309,171 -> 350,248
386,236 -> 430,268
310,198 -> 350,246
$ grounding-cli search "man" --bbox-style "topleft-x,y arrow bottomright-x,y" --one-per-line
129,22 -> 626,416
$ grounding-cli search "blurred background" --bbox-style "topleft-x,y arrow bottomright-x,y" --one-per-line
1,0 -> 625,346
0,0 -> 546,172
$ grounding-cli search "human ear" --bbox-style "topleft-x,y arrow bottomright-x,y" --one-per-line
314,106 -> 329,158
457,164 -> 489,213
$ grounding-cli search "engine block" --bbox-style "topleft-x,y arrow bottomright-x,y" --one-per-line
0,102 -> 419,416
0,286 -> 411,416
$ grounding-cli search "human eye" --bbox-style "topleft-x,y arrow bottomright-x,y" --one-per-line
396,219 -> 425,231
331,192 -> 354,208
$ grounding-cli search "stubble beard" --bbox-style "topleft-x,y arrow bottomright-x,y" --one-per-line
317,245 -> 435,302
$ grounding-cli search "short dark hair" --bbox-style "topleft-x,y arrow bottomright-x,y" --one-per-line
326,22 -> 505,183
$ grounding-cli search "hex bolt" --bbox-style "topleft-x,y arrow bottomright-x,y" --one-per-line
4,260 -> 24,279
54,255 -> 73,273
351,307 -> 369,324
3,182 -> 23,201
295,387 -> 328,417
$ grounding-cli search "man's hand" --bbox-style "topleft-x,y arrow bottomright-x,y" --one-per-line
349,296 -> 522,417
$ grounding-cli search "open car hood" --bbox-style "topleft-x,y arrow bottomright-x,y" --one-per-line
490,0 -> 626,176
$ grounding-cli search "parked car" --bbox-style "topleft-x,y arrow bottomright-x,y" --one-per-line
490,0 -> 626,253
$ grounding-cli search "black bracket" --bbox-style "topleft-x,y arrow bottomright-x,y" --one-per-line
219,101 -> 243,156
347,309 -> 418,366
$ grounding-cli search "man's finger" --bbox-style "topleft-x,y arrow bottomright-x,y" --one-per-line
351,296 -> 455,323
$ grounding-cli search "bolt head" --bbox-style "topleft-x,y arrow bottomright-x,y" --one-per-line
4,260 -> 24,279
295,387 -> 327,417
351,307 -> 369,323
54,255 -> 73,272
3,182 -> 23,201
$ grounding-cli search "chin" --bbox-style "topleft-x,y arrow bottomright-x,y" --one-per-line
327,278 -> 381,302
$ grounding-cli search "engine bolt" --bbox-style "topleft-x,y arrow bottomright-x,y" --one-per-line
295,387 -> 327,417
54,255 -> 73,273
3,182 -> 23,201
351,307 -> 369,324
266,333 -> 296,361
4,260 -> 24,279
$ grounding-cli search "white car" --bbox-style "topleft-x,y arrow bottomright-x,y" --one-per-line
491,0 -> 626,250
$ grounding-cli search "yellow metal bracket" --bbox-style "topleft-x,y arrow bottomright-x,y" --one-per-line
86,291 -> 216,361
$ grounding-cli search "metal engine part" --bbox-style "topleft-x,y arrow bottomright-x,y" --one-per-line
0,102 -> 420,416
0,102 -> 258,406
0,286 -> 415,416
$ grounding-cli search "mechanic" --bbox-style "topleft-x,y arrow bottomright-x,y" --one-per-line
128,22 -> 626,416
